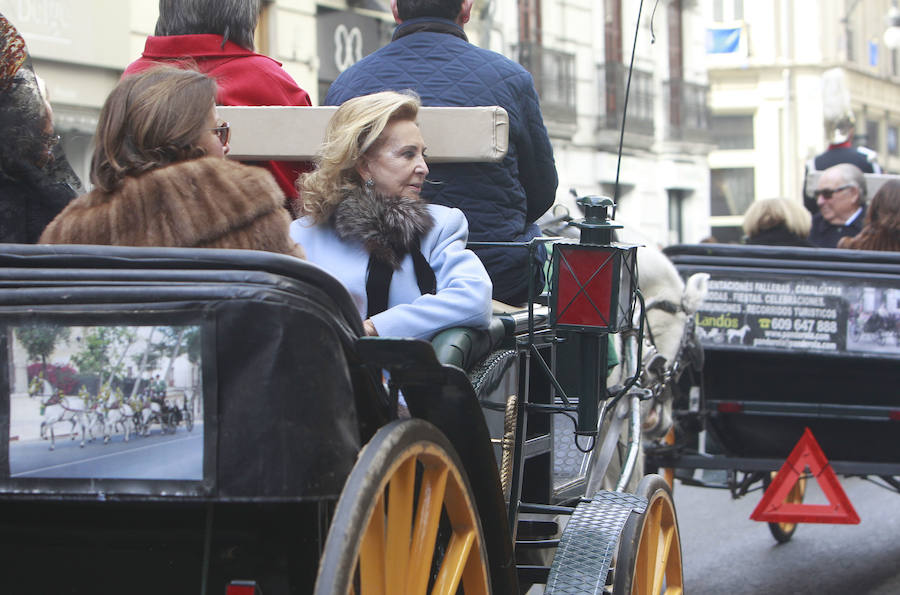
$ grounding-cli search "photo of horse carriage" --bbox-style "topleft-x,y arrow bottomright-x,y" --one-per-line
135,386 -> 196,436
0,105 -> 712,593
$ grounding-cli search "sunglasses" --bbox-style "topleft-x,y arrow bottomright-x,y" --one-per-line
813,184 -> 853,199
209,121 -> 230,146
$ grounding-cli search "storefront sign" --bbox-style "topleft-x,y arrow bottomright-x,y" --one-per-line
316,10 -> 389,82
0,0 -> 129,69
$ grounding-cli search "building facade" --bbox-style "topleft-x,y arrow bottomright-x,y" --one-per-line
704,0 -> 900,242
2,0 -> 712,246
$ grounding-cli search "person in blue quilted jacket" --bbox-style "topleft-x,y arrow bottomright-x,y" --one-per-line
325,0 -> 558,306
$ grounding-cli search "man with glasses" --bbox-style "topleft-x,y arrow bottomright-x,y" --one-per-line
809,163 -> 867,248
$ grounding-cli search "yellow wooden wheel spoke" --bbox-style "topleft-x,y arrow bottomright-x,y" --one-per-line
617,476 -> 684,595
431,527 -> 476,593
651,520 -> 671,594
385,457 -> 417,592
407,463 -> 449,593
638,503 -> 662,594
659,521 -> 681,594
662,428 -> 676,489
315,421 -> 490,595
359,492 -> 387,595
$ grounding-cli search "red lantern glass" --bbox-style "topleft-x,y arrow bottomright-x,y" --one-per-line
550,243 -> 638,333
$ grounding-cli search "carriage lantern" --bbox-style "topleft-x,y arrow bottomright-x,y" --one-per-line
549,196 -> 639,436
550,196 -> 638,334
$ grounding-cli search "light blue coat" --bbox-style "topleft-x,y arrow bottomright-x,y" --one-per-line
290,204 -> 493,340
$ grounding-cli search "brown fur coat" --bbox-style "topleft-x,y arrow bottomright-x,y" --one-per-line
39,157 -> 304,258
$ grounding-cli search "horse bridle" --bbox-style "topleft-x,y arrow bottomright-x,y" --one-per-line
643,298 -> 684,348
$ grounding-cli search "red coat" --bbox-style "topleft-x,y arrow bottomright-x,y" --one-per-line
124,34 -> 312,200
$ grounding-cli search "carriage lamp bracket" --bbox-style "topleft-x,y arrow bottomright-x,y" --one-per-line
568,195 -> 622,245
604,289 -> 647,414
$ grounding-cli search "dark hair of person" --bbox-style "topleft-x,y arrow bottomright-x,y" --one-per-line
0,53 -> 53,179
90,66 -> 217,192
838,180 -> 900,252
154,0 -> 260,51
395,0 -> 463,22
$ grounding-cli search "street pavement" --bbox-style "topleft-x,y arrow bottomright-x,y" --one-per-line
676,475 -> 900,594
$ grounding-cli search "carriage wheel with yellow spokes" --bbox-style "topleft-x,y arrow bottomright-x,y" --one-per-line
612,474 -> 684,595
314,419 -> 490,595
763,471 -> 807,543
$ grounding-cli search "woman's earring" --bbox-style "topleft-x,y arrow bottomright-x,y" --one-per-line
365,178 -> 375,189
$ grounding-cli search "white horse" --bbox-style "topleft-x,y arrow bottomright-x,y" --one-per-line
102,395 -> 135,443
38,385 -> 88,451
727,324 -> 752,344
82,403 -> 106,443
609,246 -> 709,438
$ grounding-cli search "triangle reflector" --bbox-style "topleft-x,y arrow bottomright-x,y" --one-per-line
750,427 -> 860,525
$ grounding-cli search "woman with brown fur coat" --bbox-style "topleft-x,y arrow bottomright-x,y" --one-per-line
838,180 -> 900,252
40,66 -> 303,258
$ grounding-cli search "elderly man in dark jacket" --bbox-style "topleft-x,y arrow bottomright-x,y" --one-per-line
808,163 -> 867,248
326,0 -> 558,305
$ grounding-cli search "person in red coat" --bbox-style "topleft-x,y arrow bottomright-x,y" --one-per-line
123,0 -> 311,204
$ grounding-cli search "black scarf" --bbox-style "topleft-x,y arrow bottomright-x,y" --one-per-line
392,17 -> 468,43
332,187 -> 437,318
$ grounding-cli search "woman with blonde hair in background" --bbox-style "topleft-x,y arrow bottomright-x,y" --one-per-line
40,66 -> 303,258
742,197 -> 813,247
291,90 -> 492,339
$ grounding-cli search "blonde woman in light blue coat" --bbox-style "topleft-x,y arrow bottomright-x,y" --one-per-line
291,91 -> 492,340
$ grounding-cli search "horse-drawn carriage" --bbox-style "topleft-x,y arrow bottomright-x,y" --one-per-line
648,242 -> 900,543
136,389 -> 195,436
0,105 -> 704,593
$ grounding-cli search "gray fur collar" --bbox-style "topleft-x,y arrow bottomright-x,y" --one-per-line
332,186 -> 434,268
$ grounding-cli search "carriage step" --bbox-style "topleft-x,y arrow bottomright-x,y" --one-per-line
544,491 -> 647,594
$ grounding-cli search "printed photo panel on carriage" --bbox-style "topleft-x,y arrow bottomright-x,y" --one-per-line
0,314 -> 216,497
689,270 -> 900,358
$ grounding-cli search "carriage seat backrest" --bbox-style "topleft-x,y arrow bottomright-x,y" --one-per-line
219,105 -> 509,163
219,105 -> 512,371
0,243 -> 363,335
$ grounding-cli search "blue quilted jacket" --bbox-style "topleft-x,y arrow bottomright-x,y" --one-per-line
325,18 -> 558,304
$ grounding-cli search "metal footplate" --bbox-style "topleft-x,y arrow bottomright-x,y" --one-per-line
544,491 -> 648,594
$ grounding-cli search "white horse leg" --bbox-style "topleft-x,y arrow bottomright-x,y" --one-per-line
48,424 -> 55,451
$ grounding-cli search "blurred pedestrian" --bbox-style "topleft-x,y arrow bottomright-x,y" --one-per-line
742,198 -> 812,247
838,180 -> 900,252
124,0 -> 312,206
808,163 -> 866,248
0,14 -> 81,243
802,68 -> 880,215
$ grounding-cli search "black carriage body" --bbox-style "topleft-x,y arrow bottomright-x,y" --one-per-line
0,244 -> 388,593
661,244 -> 900,473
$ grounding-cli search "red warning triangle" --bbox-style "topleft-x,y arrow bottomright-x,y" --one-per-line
750,427 -> 860,525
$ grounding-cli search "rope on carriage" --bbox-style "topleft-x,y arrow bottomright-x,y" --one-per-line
500,391 -> 518,500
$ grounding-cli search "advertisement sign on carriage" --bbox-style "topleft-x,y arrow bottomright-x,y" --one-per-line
693,273 -> 900,357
